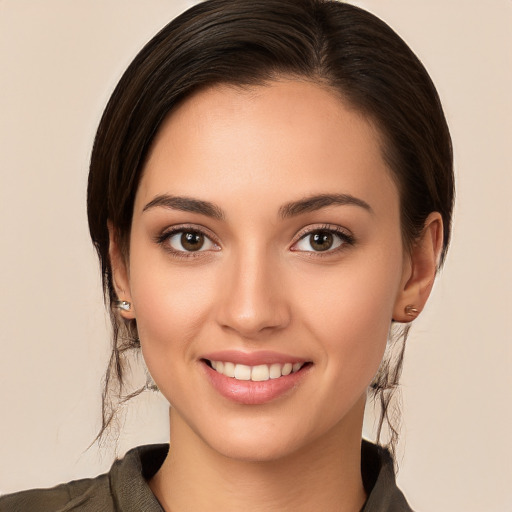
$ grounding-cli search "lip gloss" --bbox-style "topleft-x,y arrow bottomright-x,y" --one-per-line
201,361 -> 310,405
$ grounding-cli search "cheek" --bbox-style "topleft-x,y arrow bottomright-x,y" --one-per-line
128,253 -> 217,372
132,274 -> 210,408
134,277 -> 207,335
127,261 -> 220,438
295,253 -> 403,381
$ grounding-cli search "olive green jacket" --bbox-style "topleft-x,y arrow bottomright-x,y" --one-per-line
0,441 -> 413,511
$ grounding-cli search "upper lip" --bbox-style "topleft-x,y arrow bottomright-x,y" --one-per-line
201,350 -> 308,366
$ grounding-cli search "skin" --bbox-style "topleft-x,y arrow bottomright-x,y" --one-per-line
110,80 -> 442,512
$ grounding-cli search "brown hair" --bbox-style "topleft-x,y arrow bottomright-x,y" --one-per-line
87,0 -> 454,453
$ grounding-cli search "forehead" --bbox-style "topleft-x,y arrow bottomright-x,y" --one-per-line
136,80 -> 397,217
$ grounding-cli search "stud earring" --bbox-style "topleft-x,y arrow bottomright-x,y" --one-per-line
405,305 -> 419,317
114,300 -> 131,311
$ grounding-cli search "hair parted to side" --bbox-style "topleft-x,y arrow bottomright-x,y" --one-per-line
87,0 -> 454,454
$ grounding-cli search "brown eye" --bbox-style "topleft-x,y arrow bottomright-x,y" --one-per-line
166,230 -> 217,253
181,232 -> 204,251
292,228 -> 352,253
309,231 -> 334,252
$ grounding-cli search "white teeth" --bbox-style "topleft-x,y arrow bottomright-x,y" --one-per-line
269,363 -> 282,379
209,360 -> 305,381
251,364 -> 270,382
234,364 -> 251,381
223,361 -> 235,377
281,363 -> 292,376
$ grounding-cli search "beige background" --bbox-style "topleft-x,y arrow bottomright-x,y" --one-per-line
1,1 -> 511,510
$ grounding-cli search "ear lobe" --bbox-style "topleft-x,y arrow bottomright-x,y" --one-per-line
108,221 -> 135,320
392,212 -> 443,323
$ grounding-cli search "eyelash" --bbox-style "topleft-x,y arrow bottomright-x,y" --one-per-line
292,224 -> 355,257
155,224 -> 220,259
155,223 -> 355,259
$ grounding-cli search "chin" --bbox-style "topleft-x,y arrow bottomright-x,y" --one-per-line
207,432 -> 302,463
197,409 -> 341,464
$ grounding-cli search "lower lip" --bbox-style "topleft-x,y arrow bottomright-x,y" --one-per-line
202,361 -> 310,405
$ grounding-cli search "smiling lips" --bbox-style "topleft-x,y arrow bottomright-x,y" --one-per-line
201,351 -> 311,405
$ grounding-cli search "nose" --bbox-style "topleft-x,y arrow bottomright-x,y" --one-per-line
216,249 -> 291,339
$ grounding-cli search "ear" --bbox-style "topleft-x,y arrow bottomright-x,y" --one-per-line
392,212 -> 444,323
108,221 -> 136,320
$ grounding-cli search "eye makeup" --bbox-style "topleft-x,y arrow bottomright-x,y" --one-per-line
290,224 -> 356,258
154,223 -> 221,259
153,221 -> 356,261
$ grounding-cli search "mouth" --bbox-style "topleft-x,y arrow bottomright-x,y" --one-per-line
203,359 -> 310,382
200,353 -> 312,405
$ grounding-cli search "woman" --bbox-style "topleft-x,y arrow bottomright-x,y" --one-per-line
1,0 -> 453,510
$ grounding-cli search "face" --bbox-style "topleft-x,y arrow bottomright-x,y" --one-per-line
114,80 -> 414,461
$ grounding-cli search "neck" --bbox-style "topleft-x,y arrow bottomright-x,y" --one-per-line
150,401 -> 367,512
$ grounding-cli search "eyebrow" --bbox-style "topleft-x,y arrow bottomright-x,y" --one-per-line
143,194 -> 225,220
142,192 -> 372,220
278,193 -> 373,218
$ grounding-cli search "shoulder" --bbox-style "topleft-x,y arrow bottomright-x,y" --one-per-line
0,474 -> 112,512
361,440 -> 415,512
0,444 -> 169,512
